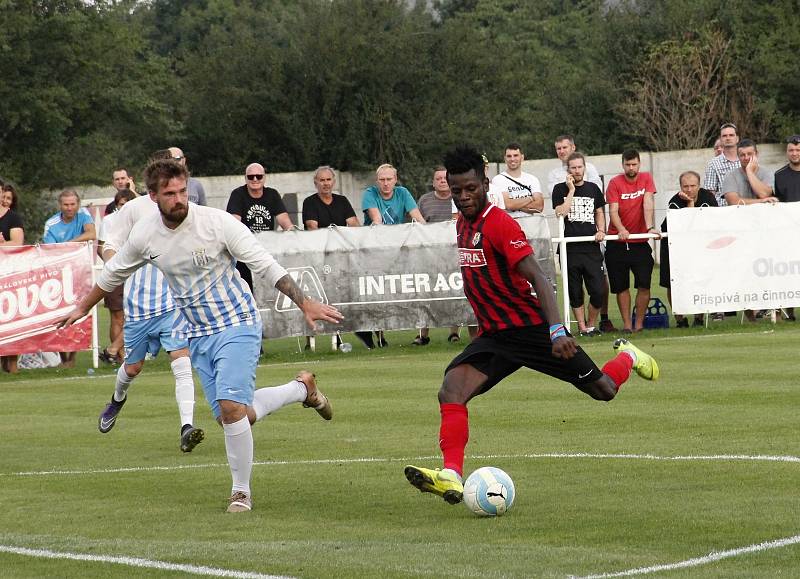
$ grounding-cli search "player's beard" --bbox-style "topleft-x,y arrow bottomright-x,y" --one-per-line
160,203 -> 188,226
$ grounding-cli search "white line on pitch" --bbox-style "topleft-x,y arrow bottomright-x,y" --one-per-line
570,534 -> 800,578
0,544 -> 294,579
3,452 -> 799,478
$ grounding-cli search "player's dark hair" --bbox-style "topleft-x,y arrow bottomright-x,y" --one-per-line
144,159 -> 190,194
114,188 -> 137,205
443,145 -> 486,180
622,149 -> 640,162
505,142 -> 523,153
737,138 -> 757,151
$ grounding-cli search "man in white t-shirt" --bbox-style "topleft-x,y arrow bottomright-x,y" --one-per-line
489,143 -> 543,217
546,134 -> 603,195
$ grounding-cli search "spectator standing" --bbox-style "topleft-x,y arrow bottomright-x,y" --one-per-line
361,163 -> 426,348
301,166 -> 365,349
774,135 -> 800,203
546,135 -> 603,195
659,171 -> 718,327
1,183 -> 24,374
713,138 -> 723,157
773,134 -> 800,321
413,167 -> 460,345
604,150 -> 658,334
722,139 -> 776,206
552,153 -> 607,336
168,147 -> 207,205
96,188 -> 136,364
704,123 -> 741,206
105,168 -> 137,215
490,143 -> 543,217
226,162 -> 294,291
43,190 -> 96,366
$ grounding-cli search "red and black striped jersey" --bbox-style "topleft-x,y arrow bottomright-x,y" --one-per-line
456,204 -> 543,334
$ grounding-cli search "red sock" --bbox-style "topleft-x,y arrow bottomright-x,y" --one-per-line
439,403 -> 468,477
602,352 -> 634,391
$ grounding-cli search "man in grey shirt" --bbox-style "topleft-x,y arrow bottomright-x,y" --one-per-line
722,139 -> 777,206
169,147 -> 207,205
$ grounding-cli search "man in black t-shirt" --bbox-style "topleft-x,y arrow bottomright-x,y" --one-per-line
774,135 -> 800,203
659,171 -> 718,327
552,152 -> 607,336
226,162 -> 294,291
302,166 -> 359,229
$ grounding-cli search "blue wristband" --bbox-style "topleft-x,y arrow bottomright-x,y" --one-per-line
549,324 -> 567,342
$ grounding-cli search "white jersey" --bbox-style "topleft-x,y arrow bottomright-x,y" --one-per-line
490,171 -> 541,218
97,204 -> 288,338
102,194 -> 174,321
547,161 -> 603,195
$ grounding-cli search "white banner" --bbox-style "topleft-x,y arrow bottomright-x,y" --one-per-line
669,203 -> 800,314
251,216 -> 555,338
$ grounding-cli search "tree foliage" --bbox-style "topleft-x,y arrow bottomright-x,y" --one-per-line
0,0 -> 798,233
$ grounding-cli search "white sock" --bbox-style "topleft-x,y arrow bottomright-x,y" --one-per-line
622,350 -> 637,364
223,416 -> 253,495
252,380 -> 306,422
171,356 -> 195,427
114,365 -> 134,402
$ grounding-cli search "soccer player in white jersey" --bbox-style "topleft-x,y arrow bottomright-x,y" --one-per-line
59,159 -> 342,513
98,191 -> 204,453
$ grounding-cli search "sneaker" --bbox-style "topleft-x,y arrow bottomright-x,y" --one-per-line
297,370 -> 332,420
180,425 -> 205,453
404,465 -> 463,504
354,331 -> 375,349
599,319 -> 617,333
613,338 -> 659,381
447,333 -> 460,343
99,348 -> 121,365
588,328 -> 603,337
411,336 -> 430,346
226,491 -> 252,513
98,396 -> 126,433
675,318 -> 689,328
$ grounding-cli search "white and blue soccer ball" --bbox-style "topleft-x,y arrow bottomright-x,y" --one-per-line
463,466 -> 515,517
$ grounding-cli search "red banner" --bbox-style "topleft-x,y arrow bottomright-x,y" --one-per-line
0,243 -> 94,356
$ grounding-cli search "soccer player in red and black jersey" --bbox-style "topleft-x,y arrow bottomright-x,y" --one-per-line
405,145 -> 660,506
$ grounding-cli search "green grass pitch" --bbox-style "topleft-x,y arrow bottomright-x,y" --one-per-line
1,318 -> 799,577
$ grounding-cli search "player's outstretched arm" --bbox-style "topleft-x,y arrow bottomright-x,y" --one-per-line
516,255 -> 577,360
274,274 -> 343,330
56,284 -> 109,328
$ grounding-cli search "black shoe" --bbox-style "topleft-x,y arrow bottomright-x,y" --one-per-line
412,336 -> 430,346
599,319 -> 617,333
676,318 -> 689,328
447,333 -> 460,343
354,331 -> 375,350
180,425 -> 205,453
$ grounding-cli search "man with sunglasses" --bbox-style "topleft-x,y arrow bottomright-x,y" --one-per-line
226,162 -> 294,291
704,123 -> 741,207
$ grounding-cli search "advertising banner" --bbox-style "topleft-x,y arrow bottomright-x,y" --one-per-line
0,243 -> 94,355
252,216 -> 555,338
668,203 -> 800,314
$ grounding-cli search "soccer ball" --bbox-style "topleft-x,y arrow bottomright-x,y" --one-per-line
463,466 -> 515,517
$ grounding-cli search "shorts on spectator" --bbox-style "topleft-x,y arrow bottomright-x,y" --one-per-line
566,248 -> 605,309
605,241 -> 653,294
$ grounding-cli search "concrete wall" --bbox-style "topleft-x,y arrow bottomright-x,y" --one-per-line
78,144 -> 786,230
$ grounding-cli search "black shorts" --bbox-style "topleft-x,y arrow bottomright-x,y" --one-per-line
659,240 -> 670,289
604,241 -> 654,293
567,249 -> 605,309
445,325 -> 604,394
